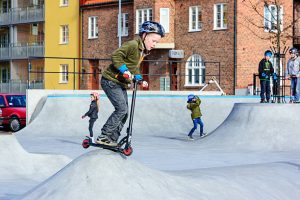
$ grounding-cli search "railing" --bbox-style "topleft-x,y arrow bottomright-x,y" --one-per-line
0,43 -> 44,60
0,6 -> 44,25
0,80 -> 44,93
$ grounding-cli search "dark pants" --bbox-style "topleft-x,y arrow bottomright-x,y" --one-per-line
88,118 -> 97,137
101,77 -> 128,141
260,80 -> 271,101
188,117 -> 204,136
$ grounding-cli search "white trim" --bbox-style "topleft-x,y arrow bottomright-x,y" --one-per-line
59,64 -> 69,83
88,16 -> 99,39
118,13 -> 129,37
60,25 -> 69,44
135,8 -> 153,34
160,8 -> 170,33
185,54 -> 205,86
213,3 -> 228,30
264,4 -> 283,32
154,43 -> 175,49
189,6 -> 202,32
60,0 -> 68,7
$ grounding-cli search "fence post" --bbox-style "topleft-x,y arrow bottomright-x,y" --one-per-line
73,58 -> 76,90
27,60 -> 31,89
253,73 -> 257,95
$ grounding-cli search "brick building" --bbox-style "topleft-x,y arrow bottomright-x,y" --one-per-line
80,0 -> 297,94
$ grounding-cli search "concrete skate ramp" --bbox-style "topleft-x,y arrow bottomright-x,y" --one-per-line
0,135 -> 71,199
20,150 -> 300,200
17,94 -> 258,137
201,103 -> 300,151
0,135 -> 70,179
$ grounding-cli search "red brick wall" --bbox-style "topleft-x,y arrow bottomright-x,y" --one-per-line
175,0 -> 235,94
81,0 -> 294,93
82,3 -> 134,59
236,0 -> 293,89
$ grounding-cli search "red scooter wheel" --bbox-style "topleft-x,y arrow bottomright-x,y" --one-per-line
122,147 -> 133,156
82,139 -> 90,149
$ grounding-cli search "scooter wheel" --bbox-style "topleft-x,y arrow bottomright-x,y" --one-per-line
82,139 -> 90,149
122,147 -> 133,156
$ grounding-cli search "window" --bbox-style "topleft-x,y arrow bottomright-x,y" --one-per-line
88,16 -> 98,39
160,8 -> 170,33
118,13 -> 129,37
189,6 -> 202,31
32,23 -> 38,36
60,0 -> 68,6
136,8 -> 153,34
33,0 -> 39,6
264,4 -> 283,32
0,96 -> 5,107
60,64 -> 68,83
185,54 -> 205,86
214,4 -> 228,30
60,25 -> 69,44
35,66 -> 44,82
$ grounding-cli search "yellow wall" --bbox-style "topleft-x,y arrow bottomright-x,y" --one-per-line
44,0 -> 80,89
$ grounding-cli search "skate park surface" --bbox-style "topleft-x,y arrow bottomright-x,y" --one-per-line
1,93 -> 300,199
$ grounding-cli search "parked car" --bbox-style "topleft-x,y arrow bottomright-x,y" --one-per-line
0,93 -> 26,132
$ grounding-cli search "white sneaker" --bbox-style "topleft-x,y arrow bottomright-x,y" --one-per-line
188,136 -> 194,140
96,136 -> 117,147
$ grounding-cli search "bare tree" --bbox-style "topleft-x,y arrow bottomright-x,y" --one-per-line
241,0 -> 299,101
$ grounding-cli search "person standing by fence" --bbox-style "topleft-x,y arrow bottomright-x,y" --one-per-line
285,47 -> 300,103
258,50 -> 274,103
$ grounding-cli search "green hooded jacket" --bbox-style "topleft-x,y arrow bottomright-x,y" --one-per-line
102,37 -> 146,88
187,96 -> 202,119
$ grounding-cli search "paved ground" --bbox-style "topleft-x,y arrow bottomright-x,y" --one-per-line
1,94 -> 300,200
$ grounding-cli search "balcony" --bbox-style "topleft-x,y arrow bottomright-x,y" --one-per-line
0,43 -> 44,60
0,6 -> 44,26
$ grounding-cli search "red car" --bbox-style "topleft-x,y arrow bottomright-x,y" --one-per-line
0,93 -> 26,132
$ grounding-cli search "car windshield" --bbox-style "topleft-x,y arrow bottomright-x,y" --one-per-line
6,95 -> 26,107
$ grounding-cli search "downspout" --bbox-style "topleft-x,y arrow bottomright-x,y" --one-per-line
233,0 -> 237,95
293,0 -> 295,46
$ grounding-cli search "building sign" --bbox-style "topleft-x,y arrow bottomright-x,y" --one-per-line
169,50 -> 184,58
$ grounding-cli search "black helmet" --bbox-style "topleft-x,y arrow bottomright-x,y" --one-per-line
139,21 -> 165,37
289,47 -> 298,54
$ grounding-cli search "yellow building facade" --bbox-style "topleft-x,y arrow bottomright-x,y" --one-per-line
44,0 -> 80,89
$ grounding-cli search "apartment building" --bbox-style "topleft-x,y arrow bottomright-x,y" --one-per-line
0,0 -> 44,92
44,0 -> 80,90
0,0 -> 80,92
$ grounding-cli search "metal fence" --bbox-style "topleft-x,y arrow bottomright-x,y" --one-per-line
252,73 -> 291,103
26,56 -> 221,91
0,6 -> 44,26
0,43 -> 44,60
0,80 -> 43,93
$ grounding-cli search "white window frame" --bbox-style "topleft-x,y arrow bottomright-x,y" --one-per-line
60,0 -> 68,6
189,6 -> 202,32
60,25 -> 69,44
136,8 -> 153,34
88,16 -> 98,39
185,54 -> 205,86
32,23 -> 38,36
213,3 -> 228,30
264,4 -> 283,32
118,13 -> 129,37
60,64 -> 68,83
160,8 -> 170,33
33,0 -> 39,6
